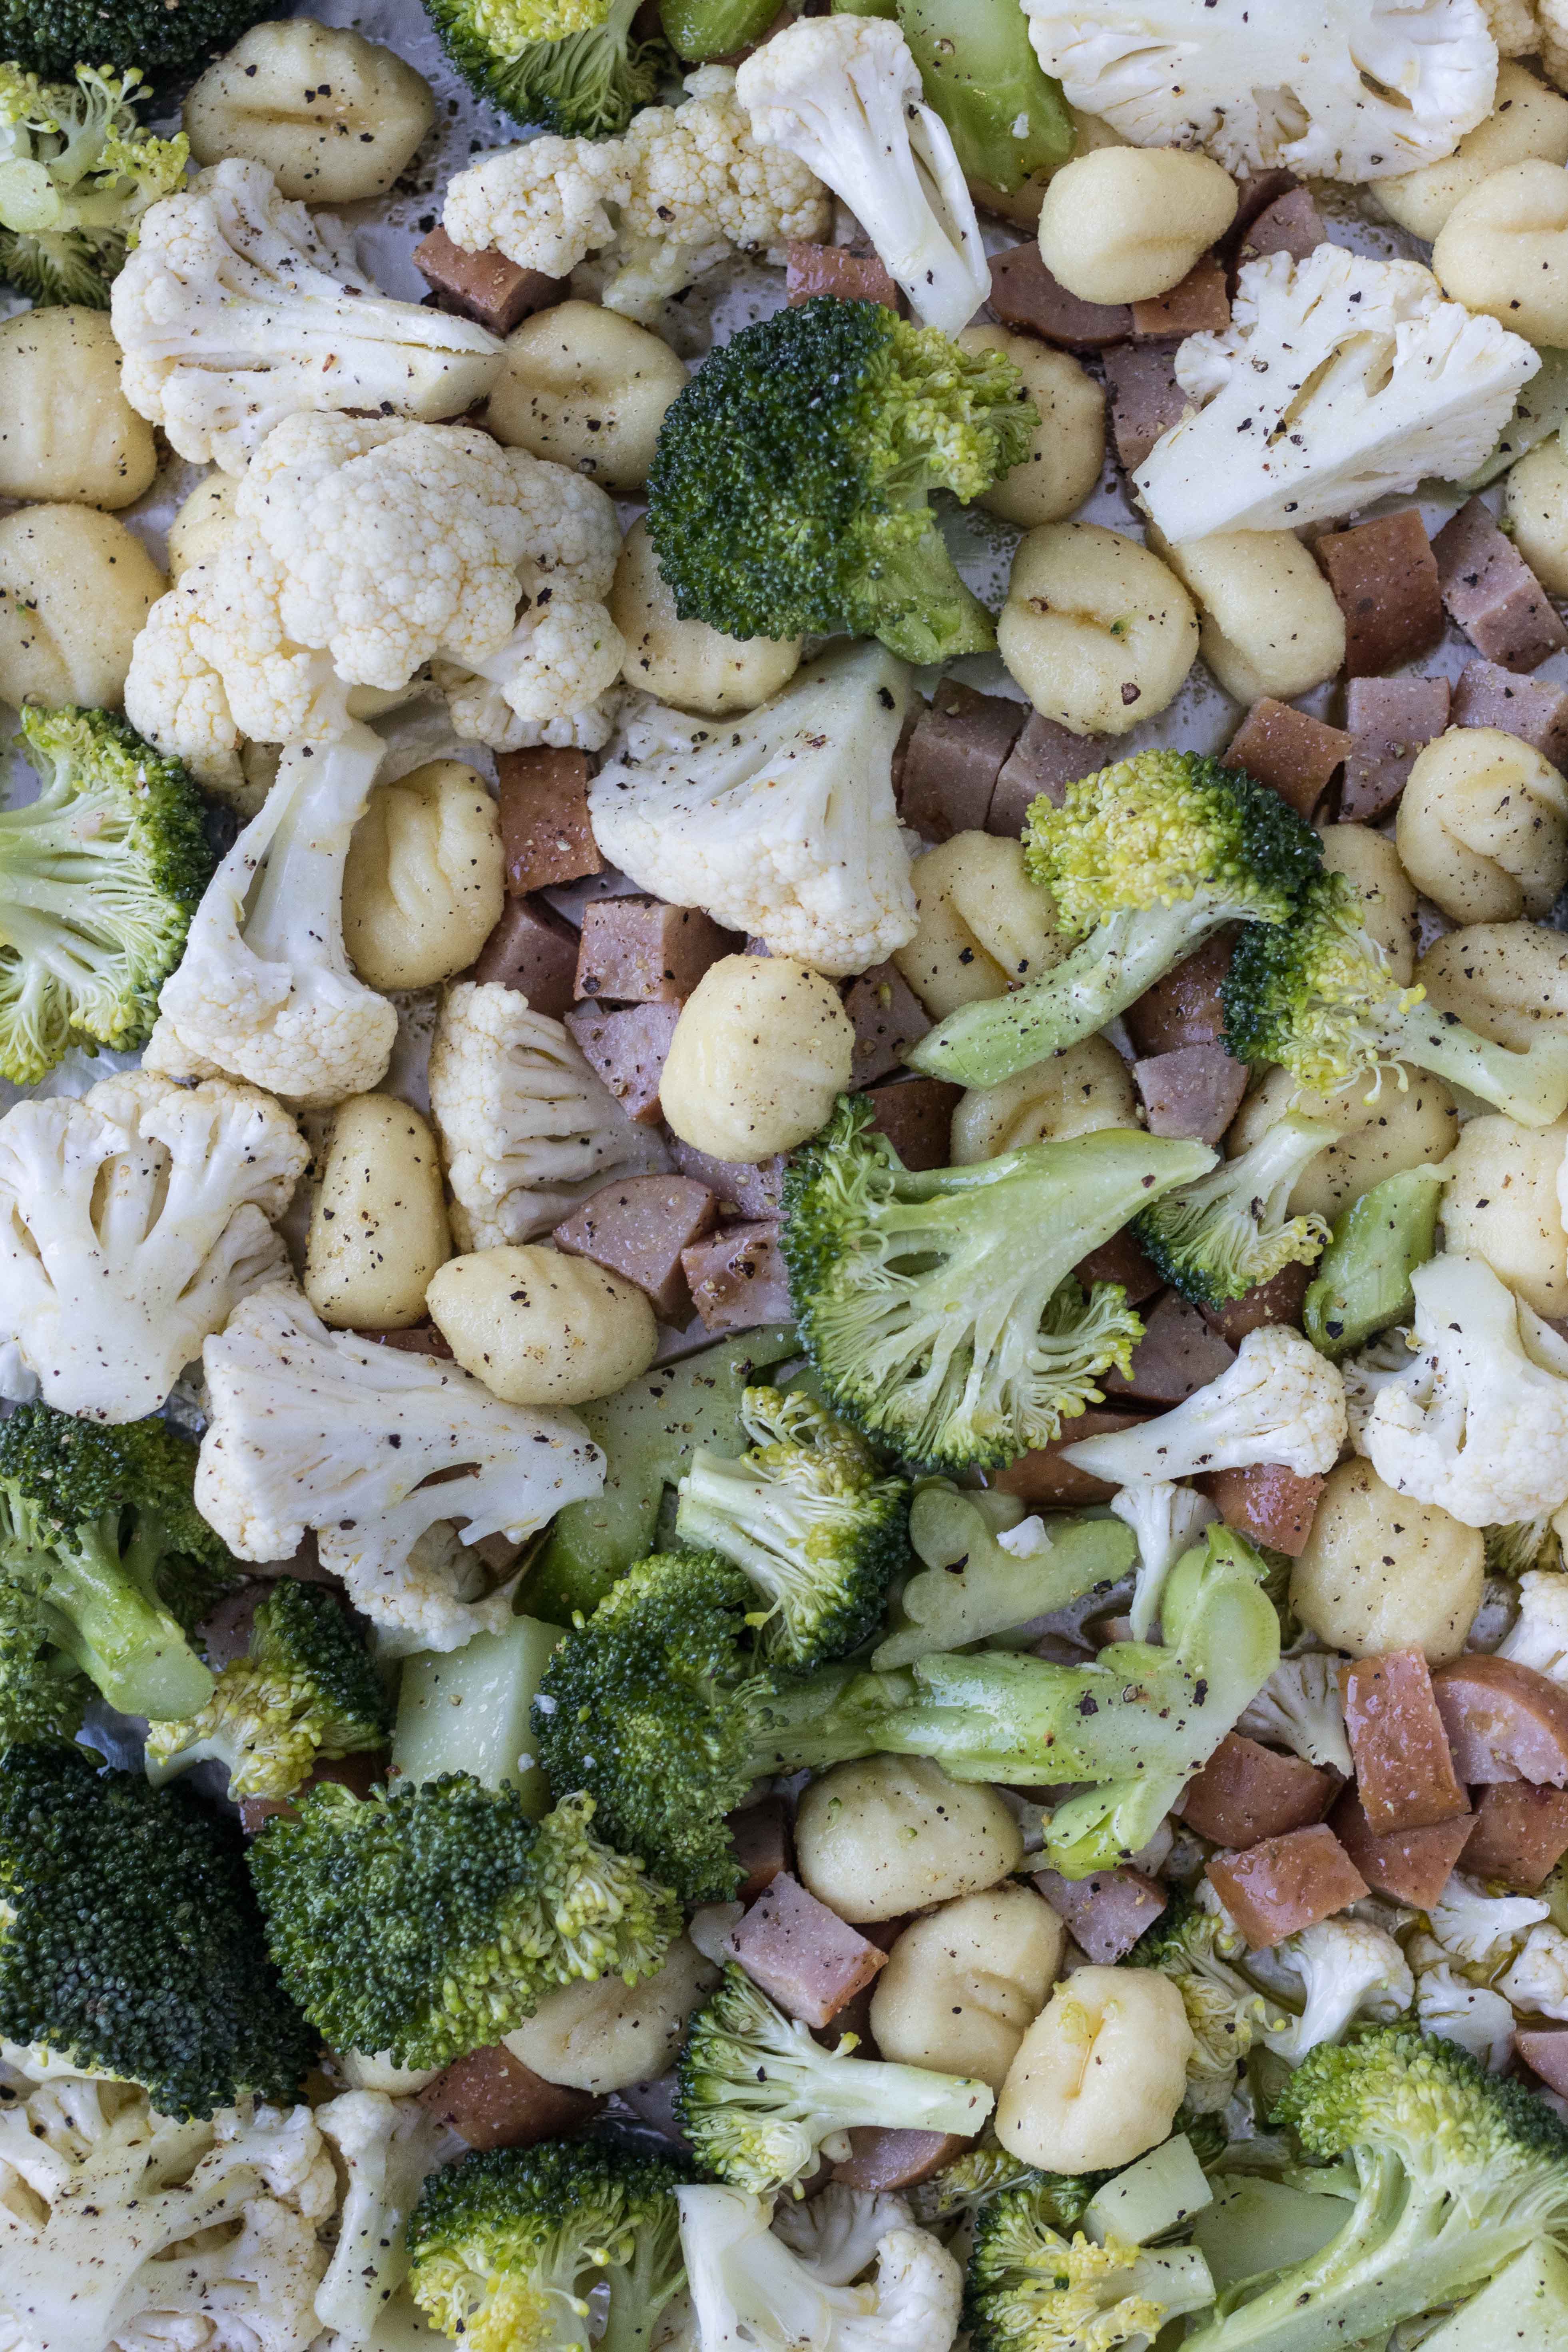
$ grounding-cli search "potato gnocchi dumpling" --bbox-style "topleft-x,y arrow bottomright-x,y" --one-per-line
342,761 -> 504,993
1153,527 -> 1347,707
996,1966 -> 1193,2173
167,475 -> 240,580
1227,1064 -> 1459,1224
428,1244 -> 659,1407
950,1035 -> 1137,1160
1396,728 -> 1568,925
659,956 -> 854,1160
1290,1458 -> 1485,1663
999,522 -> 1199,738
502,1937 -> 719,2093
960,326 -> 1106,529
795,1756 -> 1024,1923
611,518 -> 802,715
1377,62 -> 1568,240
1418,919 -> 1568,1048
1505,435 -> 1568,599
183,20 -> 435,203
871,1886 -> 1065,2093
1036,146 -> 1237,305
0,506 -> 165,711
303,1094 -> 452,1330
1320,824 -> 1420,987
1439,1113 -> 1568,1316
487,302 -> 689,496
1434,159 -> 1568,347
0,311 -> 157,510
893,832 -> 1063,1020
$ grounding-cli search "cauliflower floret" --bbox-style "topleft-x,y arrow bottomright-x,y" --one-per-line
1430,1870 -> 1549,1964
0,1067 -> 305,1423
1251,1914 -> 1414,2063
1499,1921 -> 1568,2019
426,981 -> 670,1249
1484,0 -> 1541,51
1413,1956 -> 1516,2069
112,159 -> 502,473
1136,246 -> 1537,542
195,1280 -> 605,1651
1497,1568 -> 1568,1685
313,2093 -> 442,2350
1543,0 -> 1568,84
1060,1325 -> 1348,1485
123,567 -> 248,793
1365,1252 -> 1568,1527
1108,1479 -> 1217,1643
1341,1326 -> 1423,1453
1237,1651 -> 1355,1776
677,2183 -> 964,2352
771,2185 -> 915,2288
588,642 -> 918,977
444,132 -> 632,278
1021,0 -> 1498,181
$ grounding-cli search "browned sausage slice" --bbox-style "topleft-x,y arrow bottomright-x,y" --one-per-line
1206,1823 -> 1369,1949
727,1872 -> 889,2030
1431,1654 -> 1568,1786
417,2042 -> 598,2149
1341,1648 -> 1468,1834
1515,2026 -> 1568,2097
1462,1782 -> 1568,1891
1179,1733 -> 1338,1848
831,2128 -> 973,2191
1329,1785 -> 1473,1911
1031,1866 -> 1166,1962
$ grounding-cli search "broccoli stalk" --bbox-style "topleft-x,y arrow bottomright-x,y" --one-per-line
964,2179 -> 1215,2352
423,0 -> 663,138
659,0 -> 777,58
1486,1515 -> 1562,1579
1302,1163 -> 1446,1360
145,1577 -> 393,1800
0,63 -> 186,303
0,703 -> 213,1085
831,0 -> 1073,193
647,298 -> 1037,665
678,1963 -> 993,2193
672,1387 -> 909,1672
407,2139 -> 691,2352
781,1094 -> 1215,1471
1133,1114 -> 1337,1311
1224,870 -> 1568,1129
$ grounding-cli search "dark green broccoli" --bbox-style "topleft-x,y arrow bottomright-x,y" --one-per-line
422,0 -> 661,137
1182,2026 -> 1568,2350
831,0 -> 1074,192
781,1094 -> 1213,1471
646,298 -> 1037,664
910,751 -> 1322,1088
910,2142 -> 1096,2228
965,2175 -> 1217,2352
249,1776 -> 680,2071
0,64 -> 186,304
0,1741 -> 314,2117
1223,869 -> 1568,1129
407,2138 -> 691,2352
0,1403 -> 235,1724
0,0 -> 269,82
145,1578 -> 392,1800
671,1385 -> 909,1672
1134,1112 -> 1337,1311
0,703 -> 212,1085
678,1963 -> 992,2194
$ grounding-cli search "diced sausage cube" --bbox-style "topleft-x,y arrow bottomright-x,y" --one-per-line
1451,658 -> 1568,769
355,1322 -> 456,1358
786,241 -> 899,309
992,1409 -> 1153,1507
728,1794 -> 794,1907
1130,254 -> 1230,337
988,243 -> 1131,349
727,1872 -> 889,2028
1315,512 -> 1444,676
989,712 -> 1114,835
199,1579 -> 269,1668
1515,2027 -> 1568,2096
498,749 -> 602,893
1206,1823 -> 1369,1949
1226,169 -> 1301,246
470,894 -> 580,1015
1124,931 -> 1234,1056
1461,1782 -> 1568,1891
1329,1785 -> 1473,1911
832,2129 -> 974,2191
1075,1228 -> 1165,1308
668,1137 -> 786,1219
1133,1041 -> 1248,1143
843,963 -> 931,1088
1201,1460 -> 1323,1557
1237,188 -> 1325,263
412,226 -> 565,335
1031,1866 -> 1167,1961
864,1077 -> 961,1170
1180,1733 -> 1339,1848
553,1174 -> 719,1320
564,999 -> 681,1122
682,1218 -> 793,1333
1102,340 -> 1190,474
239,1749 -> 387,1834
1431,1654 -> 1568,1786
1341,1648 -> 1468,1834
574,897 -> 736,1004
1433,496 -> 1568,673
1226,699 -> 1352,819
899,682 -> 1026,841
417,2042 -> 597,2150
1340,676 -> 1452,823
1199,1263 -> 1311,1343
1106,1290 -> 1236,1405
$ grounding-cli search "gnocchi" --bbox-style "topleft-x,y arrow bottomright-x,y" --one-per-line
1036,147 -> 1237,305
1152,528 -> 1347,708
426,1244 -> 658,1406
611,519 -> 802,715
166,475 -> 239,580
998,523 -> 1199,739
1320,824 -> 1419,987
303,1094 -> 451,1329
0,506 -> 165,711
1440,1113 -> 1568,1316
1505,435 -> 1568,599
950,1036 -> 1137,1161
870,1885 -> 1065,2092
1378,64 -> 1568,240
183,20 -> 435,203
658,956 -> 854,1160
892,833 -> 1062,1021
342,761 -> 505,993
1290,1458 -> 1485,1662
1434,159 -> 1568,347
958,327 -> 1106,529
0,311 -> 157,510
502,1937 -> 719,2093
1396,729 -> 1568,925
1227,1064 -> 1459,1224
795,1756 -> 1024,1923
486,302 -> 689,495
1417,920 -> 1568,1050
996,1966 -> 1193,2172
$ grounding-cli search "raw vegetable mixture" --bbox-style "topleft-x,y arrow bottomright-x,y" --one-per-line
4,0 -> 1568,2346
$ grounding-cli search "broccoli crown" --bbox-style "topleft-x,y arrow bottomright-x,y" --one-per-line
912,2143 -> 1099,2230
0,1576 -> 91,1747
1125,1885 -> 1276,2098
646,298 -> 1037,665
0,64 -> 186,303
781,1094 -> 1213,1471
0,0 -> 271,80
1133,1114 -> 1335,1311
0,703 -> 213,1084
407,2138 -> 692,2352
1221,869 -> 1400,1090
531,1548 -> 772,1906
249,1776 -> 679,2071
672,1386 -> 909,1673
422,0 -> 661,136
964,2187 -> 1166,2352
0,1741 -> 314,2117
145,1577 -> 393,1801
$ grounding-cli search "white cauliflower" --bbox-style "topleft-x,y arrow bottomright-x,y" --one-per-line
1251,1915 -> 1414,2063
1341,1326 -> 1423,1453
771,2185 -> 915,2288
1543,0 -> 1568,86
0,2075 -> 333,2352
313,2093 -> 441,2352
735,17 -> 988,334
1237,1652 -> 1355,1776
1060,1326 -> 1348,1485
1108,1479 -> 1217,1644
1365,1253 -> 1568,1528
445,132 -> 632,279
112,159 -> 502,473
677,2184 -> 965,2352
1414,1957 -> 1516,2070
1500,1921 -> 1568,2019
145,730 -> 398,1109
1021,0 -> 1498,180
588,643 -> 918,976
195,1280 -> 605,1650
0,1068 -> 305,1423
1498,1569 -> 1568,1686
427,980 -> 670,1250
1135,247 -> 1537,542
1429,1871 -> 1549,1965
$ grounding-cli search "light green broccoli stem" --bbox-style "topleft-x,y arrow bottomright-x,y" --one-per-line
833,0 -> 1074,190
659,0 -> 777,58
843,527 -> 1000,666
39,1515 -> 215,1722
1136,1115 -> 1337,1310
1363,994 -> 1568,1129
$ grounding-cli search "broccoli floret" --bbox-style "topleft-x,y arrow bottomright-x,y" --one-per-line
2,0 -> 270,81
672,1386 -> 909,1672
911,2143 -> 1098,2229
781,1095 -> 1214,1471
1183,2025 -> 1568,2350
0,1741 -> 314,2117
0,1577 -> 91,1746
1487,1515 -> 1562,1579
422,0 -> 661,136
0,64 -> 185,304
145,1578 -> 392,1801
646,297 -> 1036,665
833,0 -> 1073,192
1134,1114 -> 1337,1311
677,1963 -> 993,2194
965,2179 -> 1216,2352
407,2138 -> 691,2352
249,1776 -> 680,2072
0,1403 -> 235,1722
910,752 -> 1322,1088
0,703 -> 212,1085
1127,1887 -> 1280,2111
1223,869 -> 1568,1129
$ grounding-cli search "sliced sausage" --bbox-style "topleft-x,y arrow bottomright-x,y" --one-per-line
988,243 -> 1130,349
1075,1229 -> 1166,1309
786,241 -> 898,309
832,2128 -> 974,2192
413,226 -> 565,335
1179,1733 -> 1339,1848
564,999 -> 681,1123
989,712 -> 1114,835
1461,1781 -> 1568,1891
1201,1461 -> 1323,1557
1031,1865 -> 1166,1962
574,898 -> 737,1005
1200,1262 -> 1311,1343
1237,187 -> 1325,263
728,1872 -> 889,2030
1205,1823 -> 1369,1949
1106,1291 -> 1236,1405
1515,2026 -> 1568,2096
843,962 -> 931,1089
1130,254 -> 1229,337
899,682 -> 1026,842
418,2042 -> 598,2150
1451,658 -> 1568,770
238,1748 -> 387,1834
1124,931 -> 1234,1057
497,748 -> 602,893
1432,496 -> 1568,674
1340,676 -> 1451,824
1102,341 -> 1190,475
1430,1654 -> 1568,1786
682,1217 -> 792,1333
992,1408 -> 1154,1507
668,1138 -> 785,1220
1133,1041 -> 1248,1143
1226,699 -> 1352,820
1329,1785 -> 1474,1911
470,894 -> 580,1015
728,1794 -> 794,1907
356,1322 -> 455,1358
1315,512 -> 1444,677
1226,169 -> 1301,247
554,1175 -> 719,1321
1341,1648 -> 1468,1834
863,1077 -> 961,1170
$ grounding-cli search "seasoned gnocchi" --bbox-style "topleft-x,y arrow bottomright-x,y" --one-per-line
303,1094 -> 451,1329
871,1885 -> 1065,2092
950,1036 -> 1137,1160
959,326 -> 1106,529
998,522 -> 1199,738
1036,147 -> 1237,305
1290,1458 -> 1485,1663
166,475 -> 239,580
611,519 -> 802,715
0,505 -> 165,711
0,311 -> 157,510
1439,1113 -> 1568,1316
486,302 -> 689,495
342,761 -> 504,993
1396,729 -> 1568,925
996,1966 -> 1193,2172
1434,159 -> 1568,347
502,1937 -> 719,2093
183,20 -> 435,203
795,1756 -> 1024,1923
893,832 -> 1063,1021
1227,1064 -> 1460,1224
427,1243 -> 659,1406
659,956 -> 854,1160
1378,63 -> 1568,240
1418,919 -> 1568,1049
1320,824 -> 1419,988
1152,528 -> 1347,707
